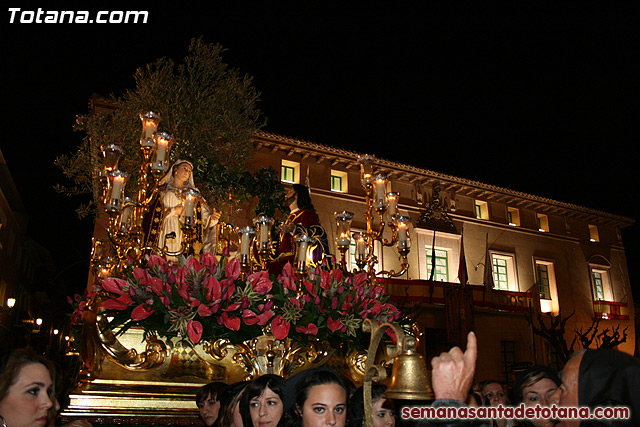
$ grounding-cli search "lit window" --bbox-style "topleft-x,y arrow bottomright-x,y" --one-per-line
281,160 -> 299,183
507,207 -> 520,226
589,224 -> 600,242
535,260 -> 558,313
475,200 -> 489,220
425,247 -> 449,281
330,170 -> 348,193
491,253 -> 518,291
537,213 -> 549,232
591,268 -> 613,301
493,257 -> 509,290
537,264 -> 551,300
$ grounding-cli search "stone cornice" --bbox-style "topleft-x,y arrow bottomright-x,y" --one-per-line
253,130 -> 635,228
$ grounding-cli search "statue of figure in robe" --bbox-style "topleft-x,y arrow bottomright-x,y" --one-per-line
143,159 -> 220,260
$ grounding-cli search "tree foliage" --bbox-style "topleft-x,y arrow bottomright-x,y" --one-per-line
55,37 -> 284,219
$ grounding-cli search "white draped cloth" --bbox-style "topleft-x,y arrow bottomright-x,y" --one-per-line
156,160 -> 218,258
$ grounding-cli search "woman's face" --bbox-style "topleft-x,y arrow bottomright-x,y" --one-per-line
482,382 -> 507,407
198,393 -> 220,426
522,378 -> 559,427
249,386 -> 283,427
0,363 -> 54,427
299,383 -> 347,427
372,397 -> 395,427
173,162 -> 192,184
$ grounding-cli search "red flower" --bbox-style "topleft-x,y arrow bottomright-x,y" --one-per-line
271,315 -> 290,340
242,309 -> 260,326
198,304 -> 215,317
331,268 -> 343,283
200,253 -> 218,271
131,304 -> 155,321
257,310 -> 274,326
222,312 -> 240,331
101,278 -> 128,295
101,294 -> 132,311
225,258 -> 241,283
187,256 -> 203,273
203,276 -> 222,302
187,320 -> 203,344
319,271 -> 331,290
353,271 -> 368,287
148,255 -> 168,271
327,317 -> 342,332
295,323 -> 318,335
303,280 -> 315,295
248,271 -> 272,295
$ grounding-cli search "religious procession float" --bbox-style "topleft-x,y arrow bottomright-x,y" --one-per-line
59,40 -> 431,424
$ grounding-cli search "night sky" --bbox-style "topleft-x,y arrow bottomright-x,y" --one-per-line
2,3 -> 638,301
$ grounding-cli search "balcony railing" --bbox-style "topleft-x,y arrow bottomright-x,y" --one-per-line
593,300 -> 629,320
376,278 -> 534,313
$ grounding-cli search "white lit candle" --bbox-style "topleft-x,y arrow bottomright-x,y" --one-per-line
144,119 -> 157,141
111,175 -> 125,202
155,138 -> 168,163
184,194 -> 195,219
337,233 -> 350,248
260,224 -> 269,244
355,234 -> 366,260
298,240 -> 309,264
386,192 -> 399,217
373,175 -> 388,209
240,233 -> 251,256
395,216 -> 411,250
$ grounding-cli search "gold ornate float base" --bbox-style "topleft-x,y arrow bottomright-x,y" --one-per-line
61,321 -> 374,423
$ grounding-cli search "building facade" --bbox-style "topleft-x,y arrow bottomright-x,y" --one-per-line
248,131 -> 636,382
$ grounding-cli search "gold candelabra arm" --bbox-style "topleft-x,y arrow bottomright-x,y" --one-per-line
362,320 -> 404,427
377,249 -> 410,278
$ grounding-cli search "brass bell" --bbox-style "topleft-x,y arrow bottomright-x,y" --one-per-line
383,348 -> 434,400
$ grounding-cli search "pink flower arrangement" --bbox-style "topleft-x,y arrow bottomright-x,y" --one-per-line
74,254 -> 403,350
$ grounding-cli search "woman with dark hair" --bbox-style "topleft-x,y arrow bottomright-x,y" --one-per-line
514,366 -> 561,427
348,384 -> 395,427
0,348 -> 55,427
217,381 -> 249,427
240,375 -> 285,427
196,382 -> 228,427
283,368 -> 350,427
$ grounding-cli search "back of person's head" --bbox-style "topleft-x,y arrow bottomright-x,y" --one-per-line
283,368 -> 350,427
578,349 -> 640,426
218,381 -> 249,427
240,374 -> 285,427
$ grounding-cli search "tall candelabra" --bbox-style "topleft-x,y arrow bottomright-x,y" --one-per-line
333,155 -> 412,277
94,111 -> 226,274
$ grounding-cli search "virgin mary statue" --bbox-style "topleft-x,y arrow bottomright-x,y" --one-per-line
142,159 -> 220,259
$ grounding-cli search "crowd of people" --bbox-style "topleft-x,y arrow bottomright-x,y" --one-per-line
1,332 -> 637,426
192,332 -> 639,427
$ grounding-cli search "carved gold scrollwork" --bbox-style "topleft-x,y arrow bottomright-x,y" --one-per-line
97,323 -> 167,371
